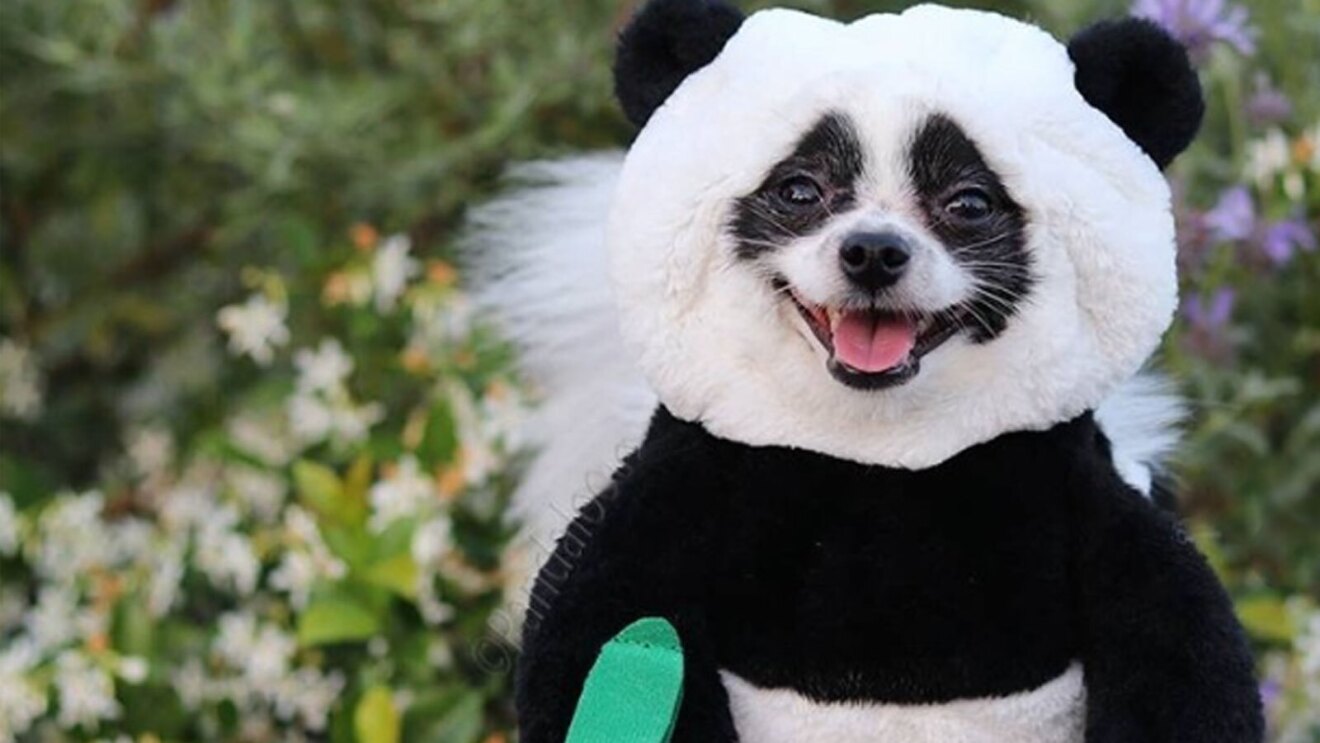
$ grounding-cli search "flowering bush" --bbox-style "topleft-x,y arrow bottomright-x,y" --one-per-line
1,228 -> 530,741
0,0 -> 1317,742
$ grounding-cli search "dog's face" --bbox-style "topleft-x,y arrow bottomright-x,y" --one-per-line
608,3 -> 1202,467
731,110 -> 1031,391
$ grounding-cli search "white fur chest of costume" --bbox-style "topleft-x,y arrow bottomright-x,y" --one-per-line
720,664 -> 1086,743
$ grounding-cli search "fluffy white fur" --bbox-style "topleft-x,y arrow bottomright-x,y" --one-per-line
464,155 -> 656,567
721,664 -> 1086,743
610,5 -> 1179,468
1094,371 -> 1185,495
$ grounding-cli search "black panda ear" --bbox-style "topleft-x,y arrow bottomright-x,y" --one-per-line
614,0 -> 745,128
1068,18 -> 1205,168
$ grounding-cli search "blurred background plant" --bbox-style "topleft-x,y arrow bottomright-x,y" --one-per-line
0,0 -> 1316,741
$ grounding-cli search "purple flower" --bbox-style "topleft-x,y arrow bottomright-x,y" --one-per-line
1203,186 -> 1256,242
1260,218 -> 1317,265
1182,288 -> 1235,334
1245,74 -> 1292,128
1132,0 -> 1257,63
1258,679 -> 1282,710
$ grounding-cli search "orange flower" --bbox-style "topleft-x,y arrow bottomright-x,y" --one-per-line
86,632 -> 110,654
323,272 -> 352,306
437,451 -> 467,500
427,260 -> 458,287
350,222 -> 379,252
400,346 -> 430,374
1294,135 -> 1316,168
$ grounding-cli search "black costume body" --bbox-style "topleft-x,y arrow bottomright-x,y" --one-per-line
516,408 -> 1262,742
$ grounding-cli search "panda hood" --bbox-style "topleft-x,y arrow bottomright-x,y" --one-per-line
606,5 -> 1184,468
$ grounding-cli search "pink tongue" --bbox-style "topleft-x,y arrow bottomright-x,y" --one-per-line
833,312 -> 917,373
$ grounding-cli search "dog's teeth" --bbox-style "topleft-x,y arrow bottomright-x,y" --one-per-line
826,307 -> 842,329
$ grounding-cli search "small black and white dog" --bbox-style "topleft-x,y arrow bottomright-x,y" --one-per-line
469,1 -> 1263,741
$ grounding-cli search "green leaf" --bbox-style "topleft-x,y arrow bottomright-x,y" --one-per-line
372,518 -> 417,560
297,595 -> 382,647
354,686 -> 401,743
294,459 -> 366,526
415,400 -> 458,469
323,525 -> 375,571
403,690 -> 484,743
1236,595 -> 1295,644
363,553 -> 420,600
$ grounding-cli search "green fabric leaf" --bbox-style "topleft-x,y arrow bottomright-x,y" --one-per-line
565,617 -> 685,743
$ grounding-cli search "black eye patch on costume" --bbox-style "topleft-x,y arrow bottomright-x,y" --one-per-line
730,112 -> 865,260
908,114 -> 1033,341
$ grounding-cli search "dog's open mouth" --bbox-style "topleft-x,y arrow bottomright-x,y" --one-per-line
786,288 -> 963,390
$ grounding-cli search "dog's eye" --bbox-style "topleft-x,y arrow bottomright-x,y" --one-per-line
775,176 -> 824,208
945,188 -> 995,222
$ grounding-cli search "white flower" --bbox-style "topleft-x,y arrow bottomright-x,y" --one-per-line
272,667 -> 344,731
0,492 -> 18,556
417,579 -> 455,626
227,412 -> 295,466
412,515 -> 453,570
288,392 -> 336,443
216,294 -> 290,365
269,552 -> 319,609
171,659 -> 211,711
270,508 -> 346,609
125,425 -> 174,478
146,538 -> 186,617
54,651 -> 121,729
226,465 -> 285,523
368,456 -> 435,532
426,641 -> 454,670
479,383 -> 528,451
0,338 -> 42,421
105,517 -> 154,566
410,291 -> 476,351
30,491 -> 113,586
1300,610 -> 1320,681
288,391 -> 383,447
372,234 -> 420,312
331,399 -> 384,443
116,657 -> 149,685
447,381 -> 499,487
0,641 -> 45,743
24,587 -> 80,652
1245,128 -> 1291,186
294,339 -> 353,394
158,483 -> 215,534
215,613 -> 295,693
195,517 -> 260,595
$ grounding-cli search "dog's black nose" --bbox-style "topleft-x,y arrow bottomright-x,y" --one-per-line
839,231 -> 912,291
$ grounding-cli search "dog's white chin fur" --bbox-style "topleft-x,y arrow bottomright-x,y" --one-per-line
609,4 -> 1177,469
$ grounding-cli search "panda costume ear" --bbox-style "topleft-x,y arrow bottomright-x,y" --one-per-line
614,0 -> 745,128
1068,18 -> 1205,168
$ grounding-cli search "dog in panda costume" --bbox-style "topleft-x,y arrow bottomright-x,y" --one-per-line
468,1 -> 1264,740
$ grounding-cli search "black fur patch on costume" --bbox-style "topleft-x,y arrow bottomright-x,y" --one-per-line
614,0 -> 746,128
516,409 -> 1263,742
730,111 -> 865,260
1068,18 -> 1205,169
909,113 -> 1032,341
